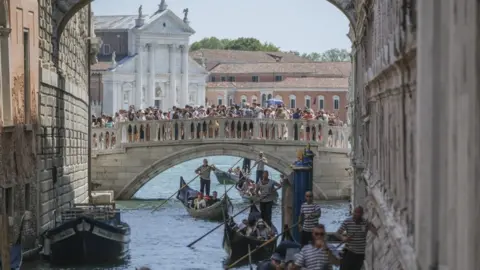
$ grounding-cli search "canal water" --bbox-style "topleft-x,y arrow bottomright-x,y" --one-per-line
23,156 -> 349,270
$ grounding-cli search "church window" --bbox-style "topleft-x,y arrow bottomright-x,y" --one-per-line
221,76 -> 226,82
228,76 -> 236,82
211,76 -> 216,82
252,76 -> 259,82
275,75 -> 283,81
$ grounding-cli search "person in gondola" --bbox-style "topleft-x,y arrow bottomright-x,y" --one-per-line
298,191 -> 322,247
193,192 -> 206,209
255,170 -> 283,227
253,152 -> 268,183
336,206 -> 378,270
206,191 -> 220,206
242,158 -> 251,173
249,219 -> 273,240
293,224 -> 340,270
194,159 -> 215,196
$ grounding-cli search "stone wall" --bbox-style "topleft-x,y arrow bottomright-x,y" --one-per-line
37,1 -> 90,232
350,0 -> 417,269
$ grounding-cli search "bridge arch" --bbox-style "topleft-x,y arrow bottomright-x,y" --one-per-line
116,143 -> 294,199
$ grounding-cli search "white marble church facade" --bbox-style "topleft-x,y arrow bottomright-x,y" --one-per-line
97,5 -> 208,114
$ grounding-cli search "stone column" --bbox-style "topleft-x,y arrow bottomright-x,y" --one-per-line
148,44 -> 156,108
180,44 -> 189,107
102,80 -> 114,115
115,82 -> 123,112
169,44 -> 177,108
199,83 -> 206,106
0,27 -> 12,125
135,41 -> 144,109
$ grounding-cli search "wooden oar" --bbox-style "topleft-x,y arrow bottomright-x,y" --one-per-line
186,185 -> 283,248
247,244 -> 253,270
151,164 -> 216,213
226,221 -> 301,269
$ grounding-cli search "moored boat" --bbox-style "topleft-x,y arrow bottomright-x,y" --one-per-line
213,169 -> 240,185
41,203 -> 130,265
239,190 -> 279,204
177,177 -> 232,221
223,204 -> 278,265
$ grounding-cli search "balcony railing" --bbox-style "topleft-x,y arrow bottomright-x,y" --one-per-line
91,118 -> 351,151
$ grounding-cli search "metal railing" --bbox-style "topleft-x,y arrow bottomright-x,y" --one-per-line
58,203 -> 118,224
91,118 -> 351,151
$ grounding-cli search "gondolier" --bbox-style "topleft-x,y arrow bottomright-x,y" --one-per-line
253,152 -> 267,183
298,191 -> 322,247
194,159 -> 215,196
336,206 -> 378,270
255,171 -> 282,227
242,158 -> 251,173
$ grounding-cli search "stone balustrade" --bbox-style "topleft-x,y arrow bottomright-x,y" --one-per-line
91,118 -> 350,151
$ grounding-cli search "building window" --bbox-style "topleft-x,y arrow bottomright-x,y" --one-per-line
211,76 -> 216,82
275,95 -> 282,101
5,187 -> 13,216
154,100 -> 162,108
23,29 -> 31,124
228,76 -> 236,82
103,44 -> 111,55
252,75 -> 259,82
275,75 -> 283,81
241,95 -> 247,105
25,183 -> 31,210
305,95 -> 311,109
221,76 -> 226,82
217,96 -> 223,105
318,95 -> 325,110
289,95 -> 296,109
267,94 -> 272,100
261,94 -> 267,105
229,98 -> 233,105
251,95 -> 257,104
333,95 -> 340,110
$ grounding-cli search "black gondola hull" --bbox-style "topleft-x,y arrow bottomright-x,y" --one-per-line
43,217 -> 130,265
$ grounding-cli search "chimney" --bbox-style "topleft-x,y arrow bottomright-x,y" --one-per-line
135,17 -> 145,28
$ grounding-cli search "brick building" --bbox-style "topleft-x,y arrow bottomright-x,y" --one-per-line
0,0 -> 98,253
0,0 -> 39,250
191,49 -> 351,121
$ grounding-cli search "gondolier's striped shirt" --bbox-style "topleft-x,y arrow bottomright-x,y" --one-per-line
337,217 -> 369,254
300,202 -> 321,232
294,244 -> 333,270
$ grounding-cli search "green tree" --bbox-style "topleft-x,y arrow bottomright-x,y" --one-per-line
319,48 -> 351,62
190,37 -> 280,52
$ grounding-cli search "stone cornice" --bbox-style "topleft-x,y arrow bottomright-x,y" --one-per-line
0,27 -> 11,37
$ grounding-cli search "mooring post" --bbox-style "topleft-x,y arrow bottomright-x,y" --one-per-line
0,188 -> 11,270
285,145 -> 315,243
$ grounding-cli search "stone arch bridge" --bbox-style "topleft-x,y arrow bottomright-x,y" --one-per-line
91,119 -> 351,200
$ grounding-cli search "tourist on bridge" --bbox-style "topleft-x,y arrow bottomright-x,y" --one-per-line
255,170 -> 282,227
253,152 -> 268,183
194,159 -> 215,196
293,224 -> 340,270
336,206 -> 378,270
298,191 -> 322,247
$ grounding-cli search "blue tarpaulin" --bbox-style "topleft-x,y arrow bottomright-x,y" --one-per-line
266,99 -> 284,106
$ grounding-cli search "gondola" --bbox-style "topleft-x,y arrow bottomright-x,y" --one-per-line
0,211 -> 30,270
41,203 -> 130,265
239,190 -> 279,204
177,177 -> 232,221
223,204 -> 278,265
213,168 -> 240,185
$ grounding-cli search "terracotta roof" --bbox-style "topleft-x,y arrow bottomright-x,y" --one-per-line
189,49 -> 312,70
209,62 -> 351,77
207,77 -> 349,89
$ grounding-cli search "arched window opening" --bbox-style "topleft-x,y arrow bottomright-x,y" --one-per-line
289,95 -> 296,109
305,95 -> 311,109
318,95 -> 325,110
333,95 -> 340,110
261,94 -> 267,105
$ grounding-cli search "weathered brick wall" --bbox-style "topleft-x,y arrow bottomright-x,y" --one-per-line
37,1 -> 89,232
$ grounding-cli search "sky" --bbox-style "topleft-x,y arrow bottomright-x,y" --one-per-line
91,0 -> 351,54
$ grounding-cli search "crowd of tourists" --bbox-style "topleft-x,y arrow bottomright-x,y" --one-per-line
92,103 -> 349,150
